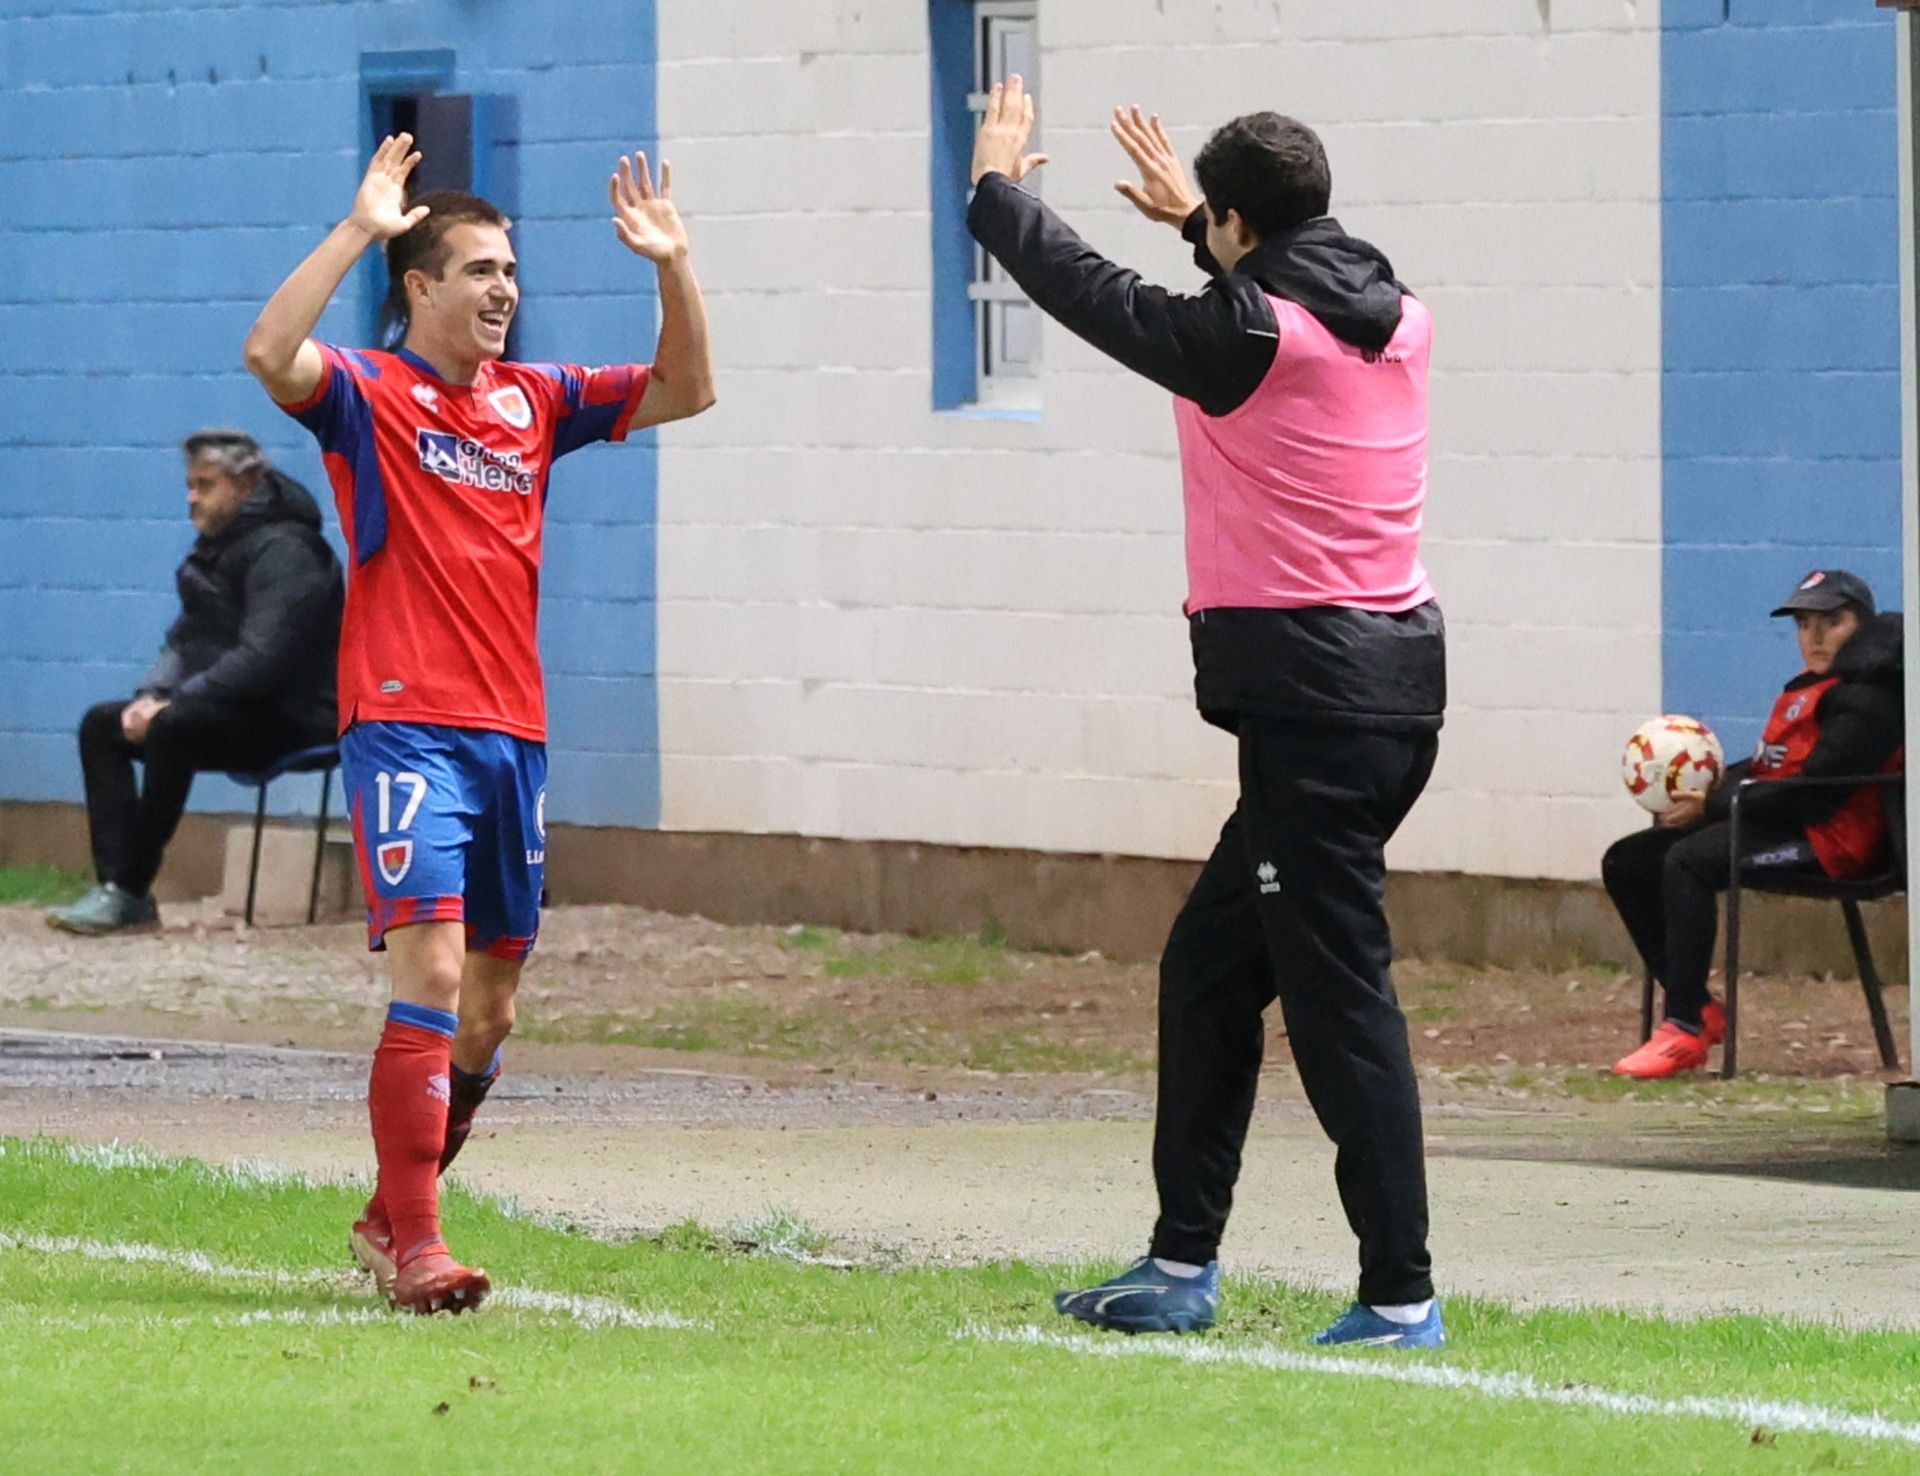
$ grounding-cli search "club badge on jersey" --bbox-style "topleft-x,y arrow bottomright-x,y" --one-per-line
488,386 -> 534,429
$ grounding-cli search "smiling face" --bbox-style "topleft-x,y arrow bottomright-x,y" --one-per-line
404,221 -> 519,371
1795,607 -> 1863,676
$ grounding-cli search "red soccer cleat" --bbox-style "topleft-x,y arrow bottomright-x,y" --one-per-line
1614,1021 -> 1712,1080
349,1206 -> 398,1302
391,1243 -> 491,1316
1701,998 -> 1727,1046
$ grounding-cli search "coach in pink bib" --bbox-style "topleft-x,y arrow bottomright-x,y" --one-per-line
968,80 -> 1446,1349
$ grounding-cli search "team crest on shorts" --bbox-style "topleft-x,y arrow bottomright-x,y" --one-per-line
488,386 -> 533,429
376,839 -> 414,887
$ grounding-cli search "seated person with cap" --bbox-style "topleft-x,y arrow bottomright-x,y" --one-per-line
46,430 -> 344,936
1601,568 -> 1904,1079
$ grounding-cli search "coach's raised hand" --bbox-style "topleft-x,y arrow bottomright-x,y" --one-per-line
350,133 -> 432,241
970,74 -> 1049,186
609,152 -> 688,262
1111,106 -> 1201,227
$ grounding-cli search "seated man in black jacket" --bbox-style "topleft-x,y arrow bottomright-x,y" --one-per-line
47,430 -> 344,935
1606,569 -> 1904,1078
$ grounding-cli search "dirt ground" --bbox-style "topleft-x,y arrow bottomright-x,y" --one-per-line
7,898 -> 1920,1327
0,898 -> 1905,1086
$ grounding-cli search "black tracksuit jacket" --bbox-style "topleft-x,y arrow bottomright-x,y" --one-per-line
138,468 -> 343,737
966,172 -> 1446,734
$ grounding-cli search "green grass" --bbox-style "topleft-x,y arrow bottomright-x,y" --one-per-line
782,923 -> 1017,985
6,1139 -> 1920,1473
0,863 -> 91,906
1556,1069 -> 1884,1114
517,999 -> 1149,1076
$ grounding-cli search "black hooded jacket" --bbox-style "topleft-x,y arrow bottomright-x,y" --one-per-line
1704,611 -> 1906,829
966,173 -> 1444,732
138,468 -> 343,738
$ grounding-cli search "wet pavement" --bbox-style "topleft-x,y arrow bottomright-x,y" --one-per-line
0,1027 -> 1153,1128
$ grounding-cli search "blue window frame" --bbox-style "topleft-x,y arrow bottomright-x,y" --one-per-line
358,51 -> 519,351
930,1 -> 1040,414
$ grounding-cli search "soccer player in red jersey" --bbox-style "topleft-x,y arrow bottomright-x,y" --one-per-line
243,134 -> 714,1313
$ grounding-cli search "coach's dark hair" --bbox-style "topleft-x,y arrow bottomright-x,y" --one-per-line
1193,113 -> 1331,240
378,191 -> 512,346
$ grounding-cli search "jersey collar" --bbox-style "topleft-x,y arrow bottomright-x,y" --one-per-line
396,346 -> 492,388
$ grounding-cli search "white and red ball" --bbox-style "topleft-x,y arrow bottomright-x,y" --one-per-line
1621,715 -> 1724,815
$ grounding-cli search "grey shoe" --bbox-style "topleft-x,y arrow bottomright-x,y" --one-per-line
45,882 -> 159,936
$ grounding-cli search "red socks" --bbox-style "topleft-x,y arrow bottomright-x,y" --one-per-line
367,1005 -> 457,1263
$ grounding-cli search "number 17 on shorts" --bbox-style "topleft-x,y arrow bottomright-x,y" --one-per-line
340,721 -> 548,959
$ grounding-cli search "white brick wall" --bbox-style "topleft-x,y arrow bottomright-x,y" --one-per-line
653,0 -> 1662,879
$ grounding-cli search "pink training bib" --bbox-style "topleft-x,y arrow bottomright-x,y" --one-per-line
1172,294 -> 1434,615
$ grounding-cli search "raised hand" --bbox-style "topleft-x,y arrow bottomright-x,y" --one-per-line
349,133 -> 431,241
970,74 -> 1049,185
1111,106 -> 1201,227
609,152 -> 689,263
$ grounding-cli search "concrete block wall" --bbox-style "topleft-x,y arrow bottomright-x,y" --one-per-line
0,0 -> 664,828
5,1 -> 1906,891
1661,0 -> 1903,761
653,0 -> 1667,878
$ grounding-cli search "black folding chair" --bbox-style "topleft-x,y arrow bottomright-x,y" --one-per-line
1638,772 -> 1905,1079
224,743 -> 340,926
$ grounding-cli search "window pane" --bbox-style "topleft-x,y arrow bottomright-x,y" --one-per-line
970,3 -> 1040,392
999,302 -> 1040,370
999,27 -> 1035,82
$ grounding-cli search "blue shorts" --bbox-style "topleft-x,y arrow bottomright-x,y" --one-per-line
340,722 -> 547,959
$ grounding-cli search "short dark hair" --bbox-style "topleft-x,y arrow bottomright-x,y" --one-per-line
379,191 -> 512,345
1193,113 -> 1331,239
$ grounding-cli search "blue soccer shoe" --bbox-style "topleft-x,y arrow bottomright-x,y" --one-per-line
1053,1257 -> 1220,1334
1311,1301 -> 1446,1349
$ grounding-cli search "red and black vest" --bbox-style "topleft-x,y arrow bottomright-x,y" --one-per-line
1752,677 -> 1903,877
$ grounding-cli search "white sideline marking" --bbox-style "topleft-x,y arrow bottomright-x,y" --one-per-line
0,1234 -> 703,1332
962,1326 -> 1920,1449
10,1308 -> 395,1331
490,1287 -> 702,1331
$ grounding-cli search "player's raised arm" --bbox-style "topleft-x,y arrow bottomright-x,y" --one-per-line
607,152 -> 716,431
242,134 -> 431,405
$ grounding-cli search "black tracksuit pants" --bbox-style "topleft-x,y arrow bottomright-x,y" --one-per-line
1600,821 -> 1823,1026
1149,717 -> 1439,1307
79,697 -> 317,896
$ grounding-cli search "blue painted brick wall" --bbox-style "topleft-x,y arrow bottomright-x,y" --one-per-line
1662,2 -> 1902,761
0,0 -> 662,829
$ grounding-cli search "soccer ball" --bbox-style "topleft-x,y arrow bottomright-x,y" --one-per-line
1621,715 -> 1724,814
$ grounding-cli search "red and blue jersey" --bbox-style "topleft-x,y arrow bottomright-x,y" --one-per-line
278,344 -> 649,741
